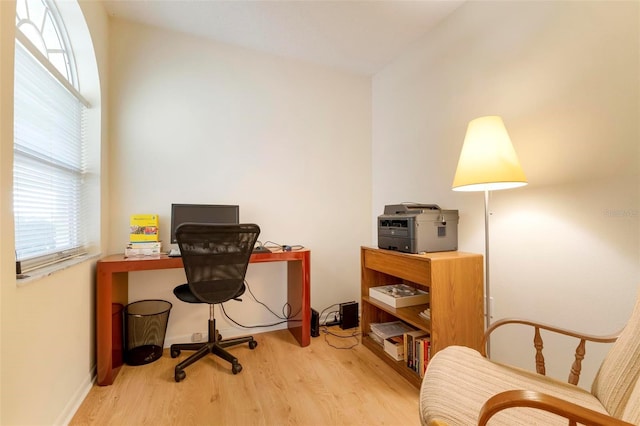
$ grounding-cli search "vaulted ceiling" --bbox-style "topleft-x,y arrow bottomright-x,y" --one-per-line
103,0 -> 465,75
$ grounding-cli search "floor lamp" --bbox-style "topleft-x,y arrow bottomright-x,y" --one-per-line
451,116 -> 527,357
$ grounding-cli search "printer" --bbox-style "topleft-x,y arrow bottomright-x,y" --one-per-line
378,204 -> 458,254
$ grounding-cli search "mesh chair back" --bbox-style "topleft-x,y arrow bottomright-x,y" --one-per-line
176,223 -> 260,304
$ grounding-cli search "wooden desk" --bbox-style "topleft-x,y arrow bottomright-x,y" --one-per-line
96,249 -> 311,386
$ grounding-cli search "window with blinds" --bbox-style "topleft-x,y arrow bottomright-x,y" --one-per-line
14,0 -> 89,272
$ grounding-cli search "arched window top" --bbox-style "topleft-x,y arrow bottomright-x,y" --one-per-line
15,0 -> 78,89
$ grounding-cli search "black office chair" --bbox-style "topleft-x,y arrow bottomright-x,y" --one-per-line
170,223 -> 260,382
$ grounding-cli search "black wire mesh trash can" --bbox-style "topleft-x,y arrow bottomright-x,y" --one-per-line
124,299 -> 172,365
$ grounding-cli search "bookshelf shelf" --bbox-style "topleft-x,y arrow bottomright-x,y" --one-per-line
362,334 -> 424,387
360,247 -> 484,388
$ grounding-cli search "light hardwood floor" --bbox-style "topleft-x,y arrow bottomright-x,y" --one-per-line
71,327 -> 420,425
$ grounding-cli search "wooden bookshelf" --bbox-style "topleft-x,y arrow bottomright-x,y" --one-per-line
360,247 -> 484,388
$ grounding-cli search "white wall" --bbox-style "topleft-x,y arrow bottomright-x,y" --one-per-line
108,19 -> 372,342
372,0 -> 639,388
0,1 -> 110,424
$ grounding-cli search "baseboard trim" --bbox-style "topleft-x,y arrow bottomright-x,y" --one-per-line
55,365 -> 96,425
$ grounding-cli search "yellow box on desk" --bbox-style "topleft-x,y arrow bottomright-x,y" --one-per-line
129,214 -> 159,242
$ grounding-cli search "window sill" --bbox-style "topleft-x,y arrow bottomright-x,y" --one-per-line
16,253 -> 101,286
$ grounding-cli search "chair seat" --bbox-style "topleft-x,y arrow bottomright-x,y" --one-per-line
173,282 -> 246,304
420,346 -> 609,425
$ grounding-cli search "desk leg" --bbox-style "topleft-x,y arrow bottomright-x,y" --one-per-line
287,254 -> 310,347
96,269 -> 128,386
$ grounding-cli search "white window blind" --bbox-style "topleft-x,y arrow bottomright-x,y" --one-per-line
13,41 -> 88,271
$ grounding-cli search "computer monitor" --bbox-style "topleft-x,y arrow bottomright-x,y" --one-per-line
170,204 -> 240,244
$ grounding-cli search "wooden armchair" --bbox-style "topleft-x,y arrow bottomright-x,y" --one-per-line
419,293 -> 640,425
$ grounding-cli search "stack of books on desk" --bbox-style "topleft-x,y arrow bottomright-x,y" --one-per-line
125,241 -> 162,258
126,214 -> 161,258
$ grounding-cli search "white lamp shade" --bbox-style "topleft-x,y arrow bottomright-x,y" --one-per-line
452,115 -> 527,192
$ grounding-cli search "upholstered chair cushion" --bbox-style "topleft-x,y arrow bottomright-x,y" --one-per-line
420,346 -> 609,425
591,295 -> 640,419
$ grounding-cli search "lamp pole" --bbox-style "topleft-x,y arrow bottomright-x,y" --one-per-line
484,190 -> 491,358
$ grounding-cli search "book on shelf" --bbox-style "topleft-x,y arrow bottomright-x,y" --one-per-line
404,330 -> 429,371
130,214 -> 159,242
369,284 -> 429,308
384,335 -> 405,361
418,308 -> 431,320
414,336 -> 431,377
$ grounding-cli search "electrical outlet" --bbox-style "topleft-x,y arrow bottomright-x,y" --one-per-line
192,332 -> 203,342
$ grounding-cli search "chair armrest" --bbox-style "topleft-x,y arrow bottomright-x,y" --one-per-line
478,389 -> 634,426
481,318 -> 619,385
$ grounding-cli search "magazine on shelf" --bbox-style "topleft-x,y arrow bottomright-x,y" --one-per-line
369,321 -> 414,339
369,284 -> 429,308
368,332 -> 384,346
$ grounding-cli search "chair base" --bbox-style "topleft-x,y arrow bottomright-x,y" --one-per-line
170,318 -> 257,382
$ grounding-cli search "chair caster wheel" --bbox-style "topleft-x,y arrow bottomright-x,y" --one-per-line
249,340 -> 258,350
171,349 -> 180,358
175,369 -> 186,382
232,363 -> 242,374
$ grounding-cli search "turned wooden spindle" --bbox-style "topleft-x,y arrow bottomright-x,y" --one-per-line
569,339 -> 586,386
534,326 -> 546,376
